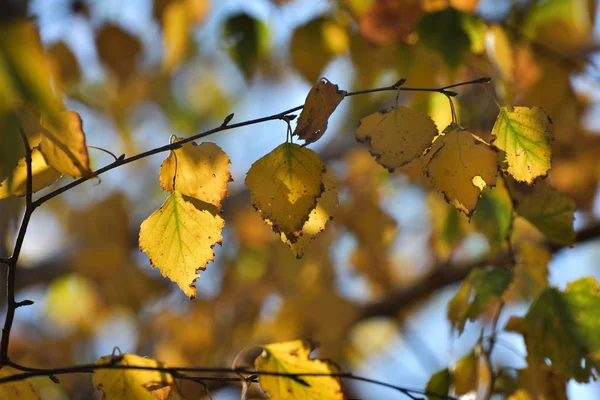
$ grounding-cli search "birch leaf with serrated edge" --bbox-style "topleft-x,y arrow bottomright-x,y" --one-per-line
424,124 -> 498,216
491,106 -> 552,183
255,340 -> 344,400
139,191 -> 224,299
159,138 -> 231,209
94,354 -> 176,400
40,110 -> 92,177
245,143 -> 324,241
279,170 -> 338,258
356,105 -> 438,171
293,78 -> 346,145
0,367 -> 40,400
0,146 -> 62,199
510,178 -> 575,245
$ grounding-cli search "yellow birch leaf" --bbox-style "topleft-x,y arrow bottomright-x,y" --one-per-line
293,78 -> 346,145
280,170 -> 338,258
356,106 -> 438,172
94,354 -> 175,400
40,111 -> 92,177
290,18 -> 337,84
139,191 -> 224,299
0,367 -> 40,399
159,138 -> 231,209
508,356 -> 568,400
162,0 -> 190,72
485,24 -> 513,81
491,107 -> 552,184
245,143 -> 325,241
95,24 -> 141,83
0,146 -> 62,199
255,340 -> 344,400
424,125 -> 498,216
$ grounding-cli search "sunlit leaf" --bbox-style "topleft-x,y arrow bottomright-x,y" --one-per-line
423,0 -> 480,12
245,143 -> 325,241
293,78 -> 346,145
224,13 -> 269,81
514,277 -> 600,382
159,138 -> 231,209
356,105 -> 438,172
453,348 -> 492,398
448,267 -> 512,334
491,106 -> 552,184
46,274 -> 99,332
94,354 -> 176,400
425,368 -> 450,400
0,146 -> 62,199
40,111 -> 92,177
511,179 -> 576,245
508,356 -> 568,400
0,367 -> 40,399
424,124 -> 498,216
255,340 -> 344,399
162,0 -> 190,72
485,24 -> 513,81
139,191 -> 224,299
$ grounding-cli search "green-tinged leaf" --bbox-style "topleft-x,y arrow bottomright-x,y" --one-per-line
40,111 -> 92,177
356,105 -> 438,171
511,179 -> 576,245
448,267 -> 513,334
224,13 -> 269,80
453,348 -> 492,398
159,138 -> 231,209
491,107 -> 552,183
255,340 -> 344,399
293,78 -> 346,145
94,354 -> 178,400
245,143 -> 325,241
0,146 -> 62,199
139,191 -> 224,299
517,277 -> 600,382
473,183 -> 512,250
416,8 -> 472,70
512,243 -> 550,299
0,367 -> 40,399
508,356 -> 568,400
424,124 -> 498,216
425,369 -> 450,400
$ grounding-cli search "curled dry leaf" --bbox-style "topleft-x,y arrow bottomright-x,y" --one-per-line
159,137 -> 231,209
423,124 -> 498,216
356,105 -> 438,172
293,78 -> 346,145
245,143 -> 325,241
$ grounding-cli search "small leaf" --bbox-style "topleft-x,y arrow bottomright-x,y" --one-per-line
356,106 -> 438,171
0,367 -> 40,399
95,24 -> 142,83
453,348 -> 492,398
491,106 -> 552,183
448,267 -> 512,335
293,78 -> 346,145
358,0 -> 423,45
424,125 -> 498,216
255,340 -> 344,400
279,170 -> 338,258
512,243 -> 550,299
245,143 -> 325,240
0,146 -> 62,199
94,354 -> 176,400
40,111 -> 92,177
159,138 -> 231,209
224,13 -> 269,81
508,356 -> 568,400
162,0 -> 190,72
425,368 -> 450,400
473,182 -> 512,250
139,191 -> 224,299
511,178 -> 576,245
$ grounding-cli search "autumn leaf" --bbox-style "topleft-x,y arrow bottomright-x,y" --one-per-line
512,277 -> 600,382
139,191 -> 224,299
473,182 -> 512,251
40,111 -> 92,177
245,143 -> 325,241
255,340 -> 344,399
358,0 -> 423,45
224,13 -> 269,81
159,138 -> 231,209
356,105 -> 438,171
293,78 -> 346,145
510,178 -> 576,245
0,367 -> 40,399
95,24 -> 142,83
94,354 -> 177,400
0,146 -> 62,199
485,24 -> 514,81
453,348 -> 492,398
491,106 -> 552,183
511,243 -> 550,299
425,368 -> 450,400
448,267 -> 512,334
279,170 -> 338,258
162,0 -> 190,72
424,124 -> 498,216
508,356 -> 568,400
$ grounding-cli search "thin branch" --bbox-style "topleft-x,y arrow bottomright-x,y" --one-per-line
32,78 -> 489,208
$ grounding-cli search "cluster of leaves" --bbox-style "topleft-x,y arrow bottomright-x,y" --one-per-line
1,0 -> 600,399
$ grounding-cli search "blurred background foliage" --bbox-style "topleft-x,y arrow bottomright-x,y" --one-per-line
1,0 -> 600,398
